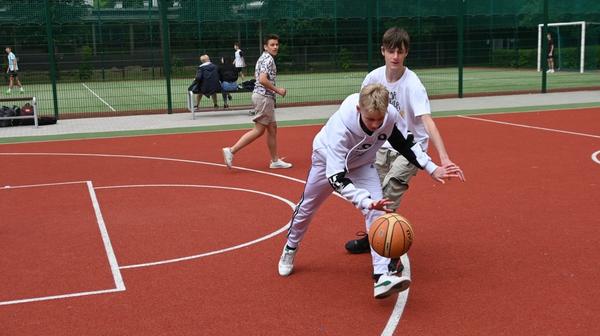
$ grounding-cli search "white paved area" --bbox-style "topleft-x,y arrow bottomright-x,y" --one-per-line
1,90 -> 599,139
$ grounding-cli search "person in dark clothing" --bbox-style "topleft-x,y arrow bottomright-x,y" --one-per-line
219,56 -> 239,108
193,54 -> 221,109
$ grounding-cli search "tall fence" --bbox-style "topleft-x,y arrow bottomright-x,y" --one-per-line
0,0 -> 599,119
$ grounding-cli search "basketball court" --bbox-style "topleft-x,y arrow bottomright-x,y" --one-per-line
1,103 -> 599,335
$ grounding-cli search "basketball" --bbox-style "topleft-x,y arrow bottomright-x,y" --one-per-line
368,213 -> 414,258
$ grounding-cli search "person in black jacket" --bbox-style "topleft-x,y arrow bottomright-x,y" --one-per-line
193,54 -> 220,109
218,56 -> 239,108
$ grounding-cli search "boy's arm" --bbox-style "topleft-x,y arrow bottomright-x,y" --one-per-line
258,72 -> 286,97
420,114 -> 451,165
388,126 -> 438,174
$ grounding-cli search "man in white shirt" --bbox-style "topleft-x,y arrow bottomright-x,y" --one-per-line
5,47 -> 24,95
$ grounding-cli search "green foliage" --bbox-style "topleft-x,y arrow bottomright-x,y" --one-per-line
337,48 -> 352,71
79,45 -> 94,80
490,46 -> 600,69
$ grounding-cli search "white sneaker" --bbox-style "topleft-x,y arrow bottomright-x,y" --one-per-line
222,147 -> 233,169
278,245 -> 297,276
373,273 -> 411,299
270,158 -> 292,169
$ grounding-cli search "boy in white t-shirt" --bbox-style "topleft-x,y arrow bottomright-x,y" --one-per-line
233,42 -> 246,81
345,27 -> 465,274
5,47 -> 24,95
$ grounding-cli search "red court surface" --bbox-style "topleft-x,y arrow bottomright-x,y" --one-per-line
1,107 -> 599,335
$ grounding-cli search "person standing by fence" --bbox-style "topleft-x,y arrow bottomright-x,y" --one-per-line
234,42 -> 246,81
5,47 -> 24,95
222,34 -> 291,170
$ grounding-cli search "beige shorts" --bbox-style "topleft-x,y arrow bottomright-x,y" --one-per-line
252,93 -> 276,125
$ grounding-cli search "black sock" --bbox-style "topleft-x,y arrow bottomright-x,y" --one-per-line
373,273 -> 382,282
285,245 -> 296,251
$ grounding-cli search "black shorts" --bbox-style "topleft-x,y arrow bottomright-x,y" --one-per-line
236,67 -> 244,73
7,70 -> 18,78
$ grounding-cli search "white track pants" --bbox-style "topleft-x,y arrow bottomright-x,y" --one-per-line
286,152 -> 391,275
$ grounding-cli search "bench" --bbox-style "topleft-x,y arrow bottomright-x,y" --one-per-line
187,85 -> 253,120
0,96 -> 39,128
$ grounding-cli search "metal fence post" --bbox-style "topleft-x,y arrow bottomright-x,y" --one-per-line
44,0 -> 59,119
158,0 -> 173,114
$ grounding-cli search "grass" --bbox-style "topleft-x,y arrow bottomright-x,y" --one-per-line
6,67 -> 599,118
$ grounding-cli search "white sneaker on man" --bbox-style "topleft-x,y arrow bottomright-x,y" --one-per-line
278,245 -> 297,276
373,273 -> 411,299
222,147 -> 233,169
270,158 -> 292,169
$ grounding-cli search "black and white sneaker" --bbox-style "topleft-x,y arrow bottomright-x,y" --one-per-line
344,232 -> 370,254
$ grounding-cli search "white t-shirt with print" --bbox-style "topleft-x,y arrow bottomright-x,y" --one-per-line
7,52 -> 18,71
362,66 -> 431,151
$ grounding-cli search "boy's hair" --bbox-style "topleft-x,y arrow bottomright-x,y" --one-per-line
234,42 -> 240,48
359,84 -> 389,116
263,34 -> 280,46
382,27 -> 410,52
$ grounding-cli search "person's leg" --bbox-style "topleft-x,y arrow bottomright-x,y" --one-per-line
265,122 -> 278,162
349,163 -> 411,298
230,123 -> 266,154
194,94 -> 201,108
381,154 -> 419,212
345,148 -> 394,254
279,154 -> 331,276
211,93 -> 218,107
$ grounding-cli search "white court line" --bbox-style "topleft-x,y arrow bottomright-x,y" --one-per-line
0,180 -> 126,306
1,180 -> 88,190
382,255 -> 411,336
0,288 -> 124,306
458,115 -> 600,139
82,83 -> 116,112
0,152 -> 409,335
93,184 -> 295,269
592,150 -> 600,165
86,181 -> 125,289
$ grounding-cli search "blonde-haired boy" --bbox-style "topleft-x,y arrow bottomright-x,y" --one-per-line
277,84 -> 461,299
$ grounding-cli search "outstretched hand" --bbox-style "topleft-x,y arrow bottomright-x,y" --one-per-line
431,163 -> 465,184
369,198 -> 394,213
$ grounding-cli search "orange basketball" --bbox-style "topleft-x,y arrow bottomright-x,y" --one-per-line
368,213 -> 414,258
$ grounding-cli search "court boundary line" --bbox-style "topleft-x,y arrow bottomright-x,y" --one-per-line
82,83 -> 116,112
0,180 -> 126,306
458,115 -> 600,139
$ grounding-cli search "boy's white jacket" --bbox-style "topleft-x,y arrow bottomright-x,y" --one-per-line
312,93 -> 437,210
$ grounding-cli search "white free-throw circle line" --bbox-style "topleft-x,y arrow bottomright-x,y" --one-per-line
94,184 -> 295,269
592,150 -> 600,165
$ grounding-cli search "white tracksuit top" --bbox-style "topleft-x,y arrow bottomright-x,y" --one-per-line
312,93 -> 438,210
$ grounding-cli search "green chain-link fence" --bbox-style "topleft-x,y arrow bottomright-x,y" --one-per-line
0,0 -> 599,119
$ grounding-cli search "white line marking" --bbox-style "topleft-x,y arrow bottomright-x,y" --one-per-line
1,180 -> 88,190
382,254 -> 411,336
86,181 -> 126,290
0,288 -> 124,306
0,181 -> 126,306
82,83 -> 116,112
592,150 -> 600,165
0,152 -> 409,333
93,184 -> 296,269
458,115 -> 600,138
